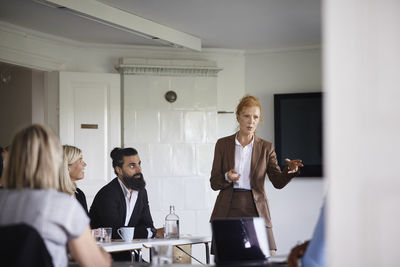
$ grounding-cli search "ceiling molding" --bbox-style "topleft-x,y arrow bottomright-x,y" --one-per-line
245,45 -> 322,55
0,45 -> 65,71
35,0 -> 202,51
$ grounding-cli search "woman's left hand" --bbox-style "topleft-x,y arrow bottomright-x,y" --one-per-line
285,158 -> 304,173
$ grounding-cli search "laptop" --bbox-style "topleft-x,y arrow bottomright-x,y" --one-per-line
212,217 -> 285,266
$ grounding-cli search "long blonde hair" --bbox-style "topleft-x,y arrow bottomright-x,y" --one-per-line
3,124 -> 62,189
59,145 -> 82,195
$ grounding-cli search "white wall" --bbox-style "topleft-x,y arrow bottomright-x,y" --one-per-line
121,60 -> 243,263
123,73 -> 218,232
245,48 -> 324,254
325,0 -> 400,266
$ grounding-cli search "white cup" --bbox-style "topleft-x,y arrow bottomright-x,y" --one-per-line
117,227 -> 134,241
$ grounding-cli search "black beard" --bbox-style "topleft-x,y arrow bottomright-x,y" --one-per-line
122,172 -> 146,190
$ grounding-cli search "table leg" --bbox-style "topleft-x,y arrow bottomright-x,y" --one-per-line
130,250 -> 135,263
205,242 -> 210,264
137,249 -> 143,262
130,249 -> 142,262
149,247 -> 152,263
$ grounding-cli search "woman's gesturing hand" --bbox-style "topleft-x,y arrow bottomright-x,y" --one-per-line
227,169 -> 241,182
285,158 -> 304,174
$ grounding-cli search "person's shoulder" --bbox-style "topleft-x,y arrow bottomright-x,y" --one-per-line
255,136 -> 273,148
217,133 -> 236,144
75,187 -> 84,195
96,178 -> 120,194
139,187 -> 148,196
47,189 -> 74,202
92,178 -> 121,205
39,190 -> 81,211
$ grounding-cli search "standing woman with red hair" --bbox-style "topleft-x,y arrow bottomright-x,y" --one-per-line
210,95 -> 303,255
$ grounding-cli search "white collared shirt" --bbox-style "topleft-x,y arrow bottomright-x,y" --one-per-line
117,178 -> 153,238
226,135 -> 254,190
117,178 -> 138,226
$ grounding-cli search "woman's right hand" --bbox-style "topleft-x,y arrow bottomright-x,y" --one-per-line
287,241 -> 310,267
227,169 -> 240,182
69,226 -> 112,267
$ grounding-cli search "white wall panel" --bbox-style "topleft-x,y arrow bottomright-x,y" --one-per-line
206,112 -> 218,143
124,75 -> 149,110
184,111 -> 206,142
184,178 -> 207,210
196,210 -> 212,236
147,76 -> 171,110
145,176 -> 162,211
160,111 -> 184,143
171,144 -> 195,176
123,71 -> 222,255
161,177 -> 185,211
169,77 -> 196,110
194,77 -> 217,110
123,110 -> 135,144
148,144 -> 172,176
134,110 -> 160,143
196,144 -> 214,176
178,210 -> 196,236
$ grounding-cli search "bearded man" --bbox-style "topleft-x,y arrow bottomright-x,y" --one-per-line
90,147 -> 161,243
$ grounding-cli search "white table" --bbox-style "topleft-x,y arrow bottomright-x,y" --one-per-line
99,239 -> 143,253
98,236 -> 211,264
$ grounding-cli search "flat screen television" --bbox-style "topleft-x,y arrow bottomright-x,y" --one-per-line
274,92 -> 323,177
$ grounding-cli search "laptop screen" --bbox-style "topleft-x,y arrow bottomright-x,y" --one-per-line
211,217 -> 270,264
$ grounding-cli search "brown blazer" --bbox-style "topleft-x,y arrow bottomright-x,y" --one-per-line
210,133 -> 297,250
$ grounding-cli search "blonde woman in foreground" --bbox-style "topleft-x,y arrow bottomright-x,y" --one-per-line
0,124 -> 111,267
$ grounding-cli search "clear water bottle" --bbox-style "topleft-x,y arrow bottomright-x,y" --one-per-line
164,205 -> 179,239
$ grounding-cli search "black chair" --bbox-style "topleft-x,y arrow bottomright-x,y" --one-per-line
0,223 -> 54,267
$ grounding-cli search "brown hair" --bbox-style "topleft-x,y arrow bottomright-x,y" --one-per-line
3,124 -> 62,189
235,95 -> 263,121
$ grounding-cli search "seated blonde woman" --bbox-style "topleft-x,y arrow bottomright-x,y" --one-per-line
0,124 -> 111,267
59,145 -> 88,214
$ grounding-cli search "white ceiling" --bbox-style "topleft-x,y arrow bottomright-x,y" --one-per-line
0,0 -> 321,50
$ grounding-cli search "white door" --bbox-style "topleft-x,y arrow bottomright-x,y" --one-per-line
59,71 -> 120,207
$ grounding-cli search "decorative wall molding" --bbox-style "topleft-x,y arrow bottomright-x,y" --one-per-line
117,58 -> 223,77
117,65 -> 223,77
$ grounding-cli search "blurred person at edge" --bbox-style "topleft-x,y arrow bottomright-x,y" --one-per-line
287,202 -> 326,267
209,95 -> 303,256
0,124 -> 111,267
0,145 -> 10,187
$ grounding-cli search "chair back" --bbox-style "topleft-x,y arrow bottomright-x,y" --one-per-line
0,223 -> 54,267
